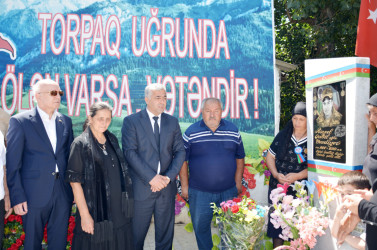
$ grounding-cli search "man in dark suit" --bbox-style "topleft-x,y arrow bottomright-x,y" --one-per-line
122,83 -> 185,250
6,79 -> 74,250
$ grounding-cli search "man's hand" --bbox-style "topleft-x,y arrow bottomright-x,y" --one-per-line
181,184 -> 189,200
343,194 -> 364,216
14,202 -> 28,215
4,194 -> 12,219
81,213 -> 94,235
354,189 -> 373,201
236,181 -> 243,195
164,176 -> 171,183
149,175 -> 169,192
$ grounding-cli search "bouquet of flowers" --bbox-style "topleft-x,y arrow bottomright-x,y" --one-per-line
212,196 -> 268,250
4,206 -> 76,250
3,214 -> 25,250
270,181 -> 329,249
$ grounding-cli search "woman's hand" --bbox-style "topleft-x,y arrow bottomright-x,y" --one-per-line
276,173 -> 288,184
81,213 -> 94,235
285,173 -> 299,184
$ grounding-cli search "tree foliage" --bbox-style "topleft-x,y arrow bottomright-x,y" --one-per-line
275,0 -> 377,128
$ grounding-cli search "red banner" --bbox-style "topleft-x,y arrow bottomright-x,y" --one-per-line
356,0 -> 377,67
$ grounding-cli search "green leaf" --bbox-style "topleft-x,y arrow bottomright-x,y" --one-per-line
264,233 -> 271,240
258,139 -> 271,154
184,222 -> 193,232
265,240 -> 273,250
283,241 -> 291,246
246,165 -> 259,175
212,233 -> 221,246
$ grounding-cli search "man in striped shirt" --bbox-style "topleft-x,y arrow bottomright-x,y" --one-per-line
179,97 -> 245,250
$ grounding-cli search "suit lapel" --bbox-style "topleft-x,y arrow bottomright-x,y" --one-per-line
30,108 -> 55,154
139,109 -> 158,152
55,113 -> 64,154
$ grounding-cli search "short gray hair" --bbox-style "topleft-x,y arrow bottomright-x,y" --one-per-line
32,79 -> 59,97
145,83 -> 166,98
201,98 -> 222,110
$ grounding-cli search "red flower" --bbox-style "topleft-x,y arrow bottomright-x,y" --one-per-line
248,178 -> 256,189
248,200 -> 256,209
233,197 -> 242,203
8,214 -> 15,221
277,183 -> 290,194
43,225 -> 48,243
20,233 -> 26,241
176,194 -> 186,203
16,216 -> 22,224
8,245 -> 17,250
248,200 -> 256,206
239,186 -> 250,198
15,239 -> 23,247
243,168 -> 253,179
230,204 -> 239,213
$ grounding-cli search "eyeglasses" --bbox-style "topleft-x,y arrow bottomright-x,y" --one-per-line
38,90 -> 64,96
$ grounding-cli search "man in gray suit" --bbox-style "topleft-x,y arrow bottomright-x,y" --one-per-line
122,83 -> 185,250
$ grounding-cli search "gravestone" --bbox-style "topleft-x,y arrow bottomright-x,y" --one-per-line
305,57 -> 370,250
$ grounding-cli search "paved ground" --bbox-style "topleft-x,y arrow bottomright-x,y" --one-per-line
144,223 -> 199,250
143,206 -> 219,250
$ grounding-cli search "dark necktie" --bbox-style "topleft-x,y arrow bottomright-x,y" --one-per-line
153,116 -> 160,151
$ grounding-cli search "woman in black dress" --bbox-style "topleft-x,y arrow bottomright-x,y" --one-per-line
266,102 -> 308,249
66,102 -> 134,250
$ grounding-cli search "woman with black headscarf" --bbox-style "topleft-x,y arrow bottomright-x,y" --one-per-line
266,102 -> 308,248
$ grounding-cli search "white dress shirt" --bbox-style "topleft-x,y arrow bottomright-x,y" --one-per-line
37,106 -> 59,172
146,108 -> 161,174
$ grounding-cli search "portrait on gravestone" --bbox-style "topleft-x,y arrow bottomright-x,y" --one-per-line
313,81 -> 346,163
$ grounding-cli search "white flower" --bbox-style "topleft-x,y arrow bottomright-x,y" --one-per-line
291,198 -> 302,208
